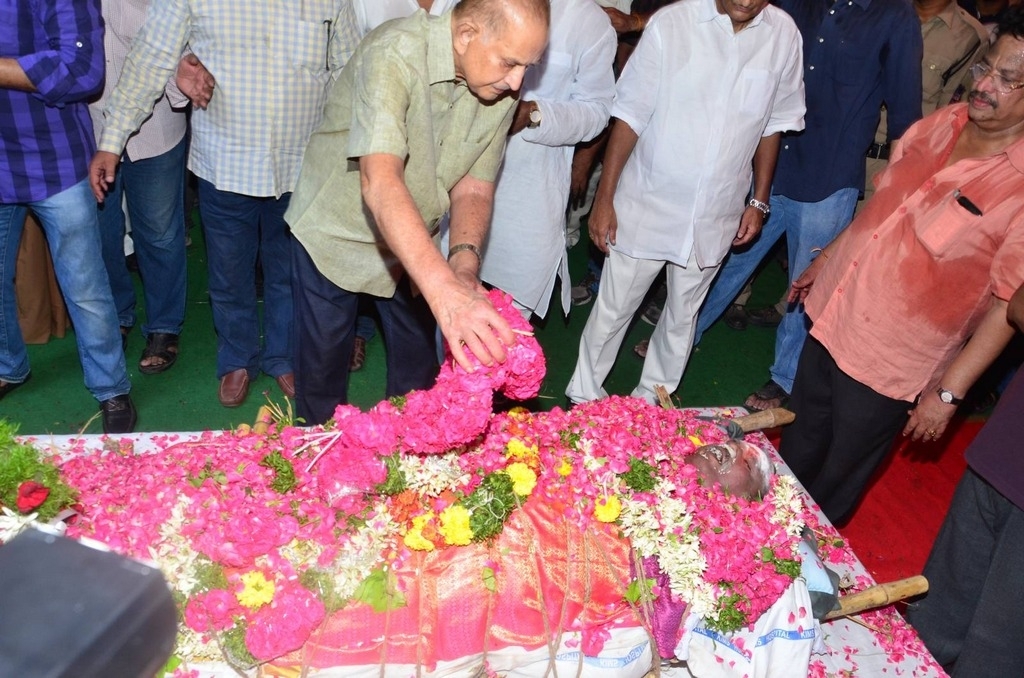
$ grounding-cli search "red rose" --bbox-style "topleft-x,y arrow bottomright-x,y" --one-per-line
16,481 -> 49,513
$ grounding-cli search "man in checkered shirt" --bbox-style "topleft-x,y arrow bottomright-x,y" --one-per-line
91,0 -> 360,409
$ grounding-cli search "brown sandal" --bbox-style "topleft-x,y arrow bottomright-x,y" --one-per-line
349,336 -> 367,372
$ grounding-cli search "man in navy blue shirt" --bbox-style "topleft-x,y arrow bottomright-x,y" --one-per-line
694,0 -> 923,410
0,0 -> 137,433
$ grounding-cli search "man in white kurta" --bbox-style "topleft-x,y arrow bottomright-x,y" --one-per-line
479,0 -> 617,319
352,0 -> 459,37
566,0 -> 805,405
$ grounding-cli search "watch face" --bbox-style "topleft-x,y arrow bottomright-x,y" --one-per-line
529,108 -> 541,125
939,391 -> 953,403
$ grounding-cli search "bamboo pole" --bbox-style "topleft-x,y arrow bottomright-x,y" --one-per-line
731,408 -> 796,432
253,405 -> 274,436
823,575 -> 929,621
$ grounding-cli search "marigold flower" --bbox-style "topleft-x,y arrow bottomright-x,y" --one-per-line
403,513 -> 436,551
557,458 -> 573,476
687,434 -> 703,447
439,504 -> 473,546
505,438 -> 539,467
236,571 -> 276,609
594,495 -> 622,523
506,462 -> 537,496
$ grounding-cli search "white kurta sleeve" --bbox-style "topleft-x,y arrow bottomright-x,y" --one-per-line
610,11 -> 664,137
764,18 -> 806,136
519,4 -> 617,147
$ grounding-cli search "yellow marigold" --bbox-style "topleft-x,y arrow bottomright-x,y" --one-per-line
688,434 -> 703,447
594,495 -> 622,523
557,458 -> 573,476
439,504 -> 474,546
236,571 -> 276,610
403,513 -> 436,551
506,462 -> 537,496
506,438 -> 539,466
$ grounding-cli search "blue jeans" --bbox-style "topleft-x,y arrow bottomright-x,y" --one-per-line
0,179 -> 131,401
694,188 -> 859,392
197,179 -> 292,379
97,136 -> 187,336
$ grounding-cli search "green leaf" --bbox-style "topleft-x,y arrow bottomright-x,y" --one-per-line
375,453 -> 407,496
0,420 -> 79,522
259,450 -> 297,494
624,577 -> 655,605
353,568 -> 407,613
621,457 -> 658,493
159,655 -> 182,676
481,566 -> 497,593
773,557 -> 802,579
706,591 -> 749,634
464,472 -> 516,541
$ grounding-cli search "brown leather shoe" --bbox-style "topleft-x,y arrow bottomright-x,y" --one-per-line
218,368 -> 250,407
275,372 -> 295,398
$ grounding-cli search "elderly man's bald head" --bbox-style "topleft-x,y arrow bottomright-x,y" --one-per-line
454,0 -> 551,33
452,0 -> 550,101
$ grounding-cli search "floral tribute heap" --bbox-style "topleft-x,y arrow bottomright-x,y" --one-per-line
3,291 -> 817,676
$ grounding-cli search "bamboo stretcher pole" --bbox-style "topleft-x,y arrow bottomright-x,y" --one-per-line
731,408 -> 796,432
823,575 -> 929,621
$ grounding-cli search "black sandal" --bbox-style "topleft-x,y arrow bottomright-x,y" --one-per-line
139,332 -> 179,375
743,379 -> 790,412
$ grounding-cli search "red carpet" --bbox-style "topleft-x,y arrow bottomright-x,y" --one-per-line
769,417 -> 982,585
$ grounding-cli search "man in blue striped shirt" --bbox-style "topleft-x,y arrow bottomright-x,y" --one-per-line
0,0 -> 137,433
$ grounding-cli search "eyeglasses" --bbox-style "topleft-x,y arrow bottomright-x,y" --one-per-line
969,62 -> 1024,93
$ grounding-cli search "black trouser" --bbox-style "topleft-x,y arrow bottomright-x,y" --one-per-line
907,468 -> 1024,677
780,336 -> 910,525
291,240 -> 438,426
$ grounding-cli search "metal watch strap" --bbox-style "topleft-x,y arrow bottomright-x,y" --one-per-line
447,243 -> 481,262
748,198 -> 770,216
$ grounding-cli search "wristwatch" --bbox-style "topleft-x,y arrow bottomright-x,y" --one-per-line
936,387 -> 963,406
527,102 -> 542,129
748,198 -> 770,216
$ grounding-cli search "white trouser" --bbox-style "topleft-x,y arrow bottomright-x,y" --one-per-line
566,247 -> 719,404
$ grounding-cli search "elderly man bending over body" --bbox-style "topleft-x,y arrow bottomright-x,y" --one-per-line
285,0 -> 550,425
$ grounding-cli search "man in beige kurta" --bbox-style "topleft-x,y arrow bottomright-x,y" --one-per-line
285,0 -> 549,424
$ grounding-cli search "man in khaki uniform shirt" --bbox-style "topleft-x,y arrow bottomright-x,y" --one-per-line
862,0 -> 989,204
285,0 -> 550,424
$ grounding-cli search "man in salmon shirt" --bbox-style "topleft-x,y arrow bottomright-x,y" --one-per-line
780,8 -> 1024,526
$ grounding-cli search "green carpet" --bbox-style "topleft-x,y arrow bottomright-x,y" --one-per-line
3,214 -> 787,435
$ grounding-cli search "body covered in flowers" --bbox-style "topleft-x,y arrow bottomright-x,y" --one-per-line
13,293 -> 826,676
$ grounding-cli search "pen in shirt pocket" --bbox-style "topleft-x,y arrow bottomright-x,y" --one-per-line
323,19 -> 332,71
953,188 -> 983,216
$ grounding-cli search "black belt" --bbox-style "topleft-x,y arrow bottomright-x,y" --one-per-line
866,142 -> 890,161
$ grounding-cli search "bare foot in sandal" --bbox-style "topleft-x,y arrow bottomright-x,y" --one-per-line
743,379 -> 789,412
139,332 -> 180,374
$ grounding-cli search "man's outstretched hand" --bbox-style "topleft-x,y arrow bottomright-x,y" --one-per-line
433,264 -> 514,373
